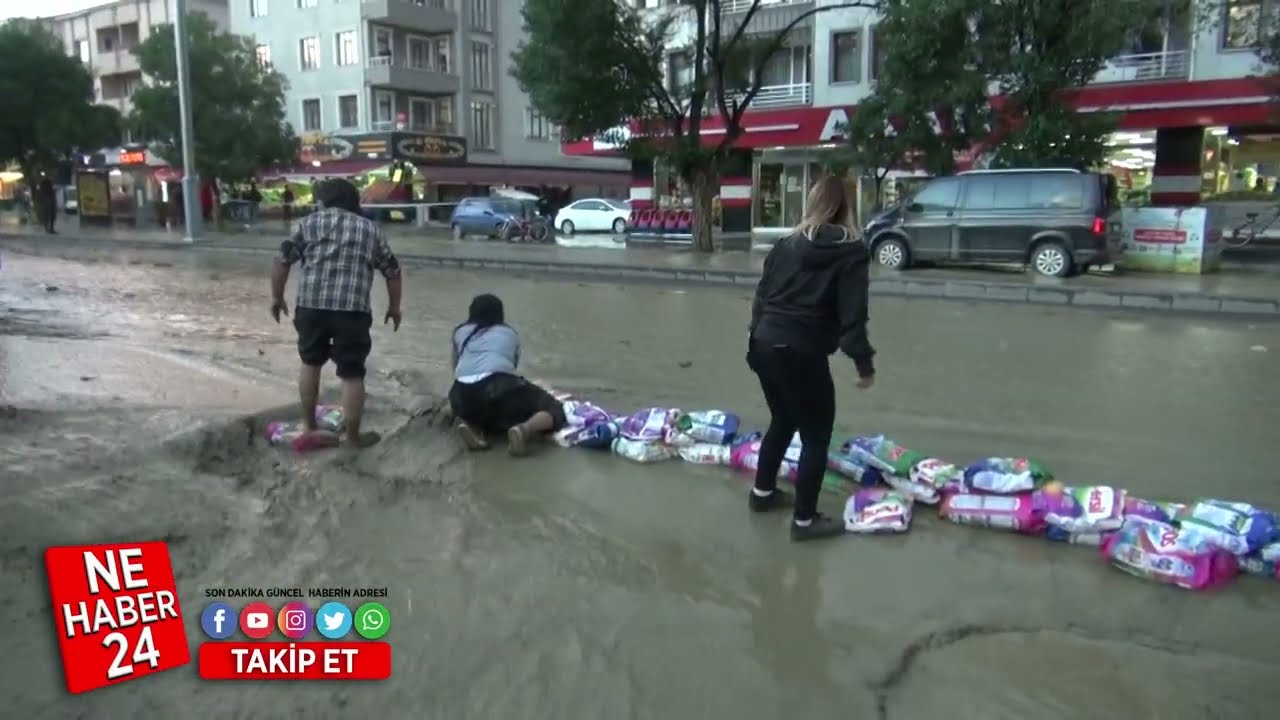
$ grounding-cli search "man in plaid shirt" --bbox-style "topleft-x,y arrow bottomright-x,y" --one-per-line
270,178 -> 403,449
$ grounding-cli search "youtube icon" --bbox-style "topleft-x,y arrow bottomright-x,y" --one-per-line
239,602 -> 274,639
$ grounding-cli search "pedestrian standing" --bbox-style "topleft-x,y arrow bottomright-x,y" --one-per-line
269,178 -> 403,450
37,178 -> 57,234
746,175 -> 876,542
282,186 -> 295,225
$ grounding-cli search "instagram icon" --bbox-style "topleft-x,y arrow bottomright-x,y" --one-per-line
277,602 -> 313,639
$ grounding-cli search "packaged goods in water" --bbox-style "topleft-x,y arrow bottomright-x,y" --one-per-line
1101,518 -> 1238,590
730,434 -> 800,481
888,457 -> 960,504
612,437 -> 675,463
962,457 -> 1053,494
1039,485 -> 1127,534
843,488 -> 913,533
840,435 -> 926,477
670,410 -> 740,445
619,407 -> 680,443
678,443 -> 733,465
1174,500 -> 1278,556
826,451 -> 885,487
939,492 -> 1046,533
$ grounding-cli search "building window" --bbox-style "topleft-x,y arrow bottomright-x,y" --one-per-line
249,0 -> 268,17
73,39 -> 89,63
336,31 -> 357,66
830,31 -> 861,83
1223,0 -> 1266,48
255,43 -> 272,69
296,0 -> 317,7
373,90 -> 395,127
471,41 -> 491,89
470,99 -> 494,149
667,50 -> 692,93
433,37 -> 452,73
338,94 -> 359,129
868,25 -> 884,81
436,97 -> 454,129
470,0 -> 490,30
372,28 -> 393,60
524,108 -> 559,141
97,28 -> 117,54
408,36 -> 430,70
299,36 -> 319,71
302,98 -> 322,132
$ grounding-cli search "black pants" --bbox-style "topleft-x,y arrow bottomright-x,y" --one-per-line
748,340 -> 836,521
293,307 -> 373,379
448,373 -> 567,435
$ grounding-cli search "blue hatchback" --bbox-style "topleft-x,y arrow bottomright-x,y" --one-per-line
449,197 -> 525,239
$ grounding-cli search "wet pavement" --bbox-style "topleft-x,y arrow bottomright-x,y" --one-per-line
2,244 -> 1280,719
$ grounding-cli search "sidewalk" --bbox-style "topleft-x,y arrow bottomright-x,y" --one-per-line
3,224 -> 1279,316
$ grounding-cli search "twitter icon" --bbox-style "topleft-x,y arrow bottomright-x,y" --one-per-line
316,601 -> 353,639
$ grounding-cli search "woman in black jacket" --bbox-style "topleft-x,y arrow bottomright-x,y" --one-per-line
746,175 -> 876,542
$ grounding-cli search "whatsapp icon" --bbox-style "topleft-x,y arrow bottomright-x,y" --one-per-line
354,602 -> 390,640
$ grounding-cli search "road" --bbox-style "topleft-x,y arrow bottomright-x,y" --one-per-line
1,244 -> 1279,719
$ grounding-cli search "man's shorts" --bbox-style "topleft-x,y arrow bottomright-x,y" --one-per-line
293,307 -> 373,379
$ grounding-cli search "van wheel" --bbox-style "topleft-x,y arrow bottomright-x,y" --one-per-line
1031,242 -> 1072,277
874,237 -> 910,270
451,223 -> 464,240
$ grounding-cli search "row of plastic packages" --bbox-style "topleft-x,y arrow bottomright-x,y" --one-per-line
548,395 -> 1280,592
826,434 -> 1280,591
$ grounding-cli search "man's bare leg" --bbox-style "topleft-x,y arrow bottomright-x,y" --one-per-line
340,377 -> 379,448
299,364 -> 323,431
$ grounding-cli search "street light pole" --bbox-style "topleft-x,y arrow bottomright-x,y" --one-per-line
173,0 -> 201,240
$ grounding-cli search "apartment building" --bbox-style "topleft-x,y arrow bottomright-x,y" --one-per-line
230,0 -> 626,194
575,0 -> 1279,227
45,0 -> 231,119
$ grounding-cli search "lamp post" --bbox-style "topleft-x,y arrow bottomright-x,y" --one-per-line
173,0 -> 201,240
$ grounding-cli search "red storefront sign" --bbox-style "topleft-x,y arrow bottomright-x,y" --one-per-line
563,77 -> 1275,156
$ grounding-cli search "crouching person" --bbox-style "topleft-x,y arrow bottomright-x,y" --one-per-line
449,294 -> 566,456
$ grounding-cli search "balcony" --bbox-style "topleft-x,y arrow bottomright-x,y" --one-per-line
1092,50 -> 1190,84
721,0 -> 811,12
361,0 -> 457,34
738,82 -> 811,108
371,120 -> 457,134
365,55 -> 460,95
719,0 -> 815,36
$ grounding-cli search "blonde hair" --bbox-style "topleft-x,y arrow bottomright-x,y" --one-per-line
795,175 -> 858,240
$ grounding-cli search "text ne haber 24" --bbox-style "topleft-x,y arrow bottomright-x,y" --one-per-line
62,549 -> 177,679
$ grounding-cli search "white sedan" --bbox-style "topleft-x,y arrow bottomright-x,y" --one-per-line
554,198 -> 631,235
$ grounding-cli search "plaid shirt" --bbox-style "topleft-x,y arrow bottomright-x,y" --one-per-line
279,207 -> 400,313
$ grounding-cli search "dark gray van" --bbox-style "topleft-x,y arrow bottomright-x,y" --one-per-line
864,168 -> 1122,277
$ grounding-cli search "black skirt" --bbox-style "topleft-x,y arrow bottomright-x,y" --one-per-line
448,373 -> 567,434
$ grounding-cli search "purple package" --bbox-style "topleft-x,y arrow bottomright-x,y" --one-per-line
1122,496 -> 1176,524
563,400 -> 612,428
619,407 -> 678,442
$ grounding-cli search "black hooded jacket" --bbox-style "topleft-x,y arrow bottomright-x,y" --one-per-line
749,224 -> 876,377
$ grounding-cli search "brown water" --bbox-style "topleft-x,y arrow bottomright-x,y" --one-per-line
2,244 -> 1280,719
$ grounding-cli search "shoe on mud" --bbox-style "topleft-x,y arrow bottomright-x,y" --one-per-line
507,424 -> 529,457
790,513 -> 845,542
748,488 -> 793,512
455,422 -> 489,451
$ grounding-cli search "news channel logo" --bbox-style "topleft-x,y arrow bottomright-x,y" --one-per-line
199,601 -> 391,640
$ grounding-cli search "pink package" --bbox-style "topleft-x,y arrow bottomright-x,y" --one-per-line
729,440 -> 798,481
939,492 -> 1046,533
1101,518 -> 1238,591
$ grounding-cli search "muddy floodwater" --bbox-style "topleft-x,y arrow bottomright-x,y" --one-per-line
2,243 -> 1280,719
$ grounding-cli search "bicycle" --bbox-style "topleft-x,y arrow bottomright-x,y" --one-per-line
499,215 -> 552,244
1225,204 -> 1280,249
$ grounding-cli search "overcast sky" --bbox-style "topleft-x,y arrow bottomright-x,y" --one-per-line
2,1 -> 103,21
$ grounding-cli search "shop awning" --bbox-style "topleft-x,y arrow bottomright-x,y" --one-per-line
266,159 -> 392,181
414,164 -> 628,188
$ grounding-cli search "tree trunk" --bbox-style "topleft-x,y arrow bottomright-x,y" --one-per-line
690,167 -> 716,253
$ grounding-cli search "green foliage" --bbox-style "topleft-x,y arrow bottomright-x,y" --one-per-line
0,19 -> 122,177
973,0 -> 1170,167
130,12 -> 297,181
842,0 -> 992,177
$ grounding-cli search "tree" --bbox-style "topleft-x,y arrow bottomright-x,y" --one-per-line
512,0 -> 877,252
840,0 -> 994,206
0,19 -> 122,184
972,0 -> 1170,168
130,11 -> 297,182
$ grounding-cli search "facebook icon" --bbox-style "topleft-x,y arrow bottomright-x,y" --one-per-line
200,602 -> 239,640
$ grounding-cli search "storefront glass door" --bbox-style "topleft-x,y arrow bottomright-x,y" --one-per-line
755,161 -> 811,229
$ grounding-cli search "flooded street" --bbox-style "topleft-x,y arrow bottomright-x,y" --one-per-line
2,242 -> 1280,719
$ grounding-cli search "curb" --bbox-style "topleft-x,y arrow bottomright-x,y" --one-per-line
4,232 -> 1279,317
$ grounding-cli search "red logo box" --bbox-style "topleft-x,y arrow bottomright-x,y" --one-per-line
44,541 -> 191,693
199,642 -> 392,680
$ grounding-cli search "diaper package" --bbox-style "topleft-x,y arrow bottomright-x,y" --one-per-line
840,435 -> 926,477
939,492 -> 1046,533
962,457 -> 1053,494
887,457 -> 960,504
265,404 -> 344,446
563,400 -> 613,428
730,435 -> 801,481
678,443 -> 733,465
619,407 -> 680,443
1101,518 -> 1239,590
553,420 -> 619,449
1040,485 -> 1127,534
1240,542 -> 1280,579
826,451 -> 886,487
1121,496 -> 1179,524
611,437 -> 675,463
1045,526 -> 1112,546
671,410 -> 741,445
1175,500 -> 1279,556
843,488 -> 913,533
